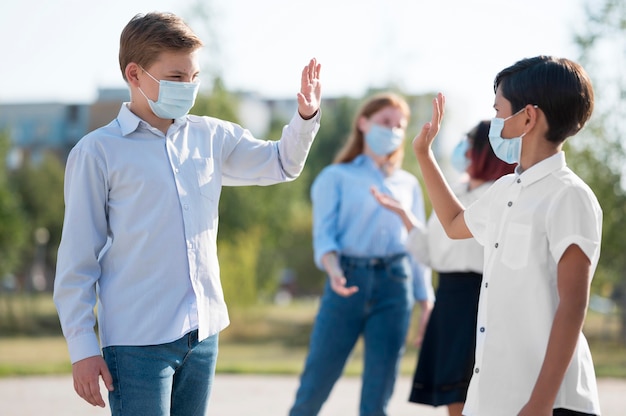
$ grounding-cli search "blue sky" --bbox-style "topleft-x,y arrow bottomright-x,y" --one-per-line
1,0 -> 585,131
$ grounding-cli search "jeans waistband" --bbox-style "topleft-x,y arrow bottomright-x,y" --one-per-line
339,253 -> 407,269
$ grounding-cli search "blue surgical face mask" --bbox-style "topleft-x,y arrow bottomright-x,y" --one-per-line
450,137 -> 470,173
488,108 -> 527,164
139,68 -> 200,119
364,124 -> 404,156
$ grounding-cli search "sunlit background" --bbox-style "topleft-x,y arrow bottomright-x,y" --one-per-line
0,0 -> 585,130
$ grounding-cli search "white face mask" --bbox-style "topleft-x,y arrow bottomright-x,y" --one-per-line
488,107 -> 529,164
138,68 -> 200,119
364,124 -> 404,156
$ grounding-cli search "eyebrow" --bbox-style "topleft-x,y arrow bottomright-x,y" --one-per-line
168,69 -> 200,77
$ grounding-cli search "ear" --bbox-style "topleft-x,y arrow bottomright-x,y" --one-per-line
524,104 -> 540,129
357,115 -> 369,134
125,63 -> 141,88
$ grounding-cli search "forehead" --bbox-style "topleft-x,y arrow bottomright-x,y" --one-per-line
147,49 -> 200,74
369,105 -> 407,124
493,85 -> 512,112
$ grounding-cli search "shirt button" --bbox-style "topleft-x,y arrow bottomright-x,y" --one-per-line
474,368 -> 480,374
494,242 -> 499,248
183,204 -> 189,210
507,201 -> 513,207
517,178 -> 521,184
187,242 -> 192,249
480,327 -> 485,332
175,168 -> 180,174
485,282 -> 488,288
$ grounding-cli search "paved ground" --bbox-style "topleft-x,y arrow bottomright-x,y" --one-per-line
1,374 -> 624,415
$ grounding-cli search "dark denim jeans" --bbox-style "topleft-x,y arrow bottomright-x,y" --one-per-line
103,330 -> 218,416
290,254 -> 414,416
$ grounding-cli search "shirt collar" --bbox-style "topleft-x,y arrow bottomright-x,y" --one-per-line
354,154 -> 373,167
514,151 -> 566,187
116,103 -> 188,137
116,103 -> 144,136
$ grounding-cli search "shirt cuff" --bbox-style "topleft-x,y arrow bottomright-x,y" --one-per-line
67,332 -> 102,363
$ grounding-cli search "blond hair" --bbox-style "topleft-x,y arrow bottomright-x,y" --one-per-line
119,12 -> 203,82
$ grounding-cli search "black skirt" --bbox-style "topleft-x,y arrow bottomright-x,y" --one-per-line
409,271 -> 482,406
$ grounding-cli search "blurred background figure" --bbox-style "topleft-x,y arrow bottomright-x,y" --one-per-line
289,92 -> 433,416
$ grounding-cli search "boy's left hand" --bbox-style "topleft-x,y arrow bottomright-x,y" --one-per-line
297,58 -> 322,120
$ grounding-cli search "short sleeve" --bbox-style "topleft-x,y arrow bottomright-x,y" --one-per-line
547,185 -> 602,268
464,182 -> 499,246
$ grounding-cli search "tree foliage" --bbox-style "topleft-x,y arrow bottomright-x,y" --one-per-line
0,132 -> 29,283
570,0 -> 626,341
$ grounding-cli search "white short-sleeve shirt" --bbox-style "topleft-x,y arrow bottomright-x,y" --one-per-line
406,181 -> 489,273
463,152 -> 602,416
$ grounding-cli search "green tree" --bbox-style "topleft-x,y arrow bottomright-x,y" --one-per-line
571,0 -> 626,342
10,151 -> 66,290
192,79 -> 315,303
0,132 -> 28,285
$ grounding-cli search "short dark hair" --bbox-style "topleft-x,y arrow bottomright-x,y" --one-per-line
119,12 -> 203,82
494,56 -> 594,143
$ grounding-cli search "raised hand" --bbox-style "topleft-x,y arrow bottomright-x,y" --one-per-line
412,92 -> 445,157
297,58 -> 322,119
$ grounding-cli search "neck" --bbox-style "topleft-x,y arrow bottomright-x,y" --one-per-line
518,136 -> 561,171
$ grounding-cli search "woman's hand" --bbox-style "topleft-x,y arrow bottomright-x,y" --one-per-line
322,252 -> 358,297
329,272 -> 359,297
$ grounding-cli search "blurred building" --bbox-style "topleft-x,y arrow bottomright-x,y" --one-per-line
0,88 -> 129,167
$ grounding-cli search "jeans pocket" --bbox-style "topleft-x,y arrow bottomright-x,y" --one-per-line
387,258 -> 410,283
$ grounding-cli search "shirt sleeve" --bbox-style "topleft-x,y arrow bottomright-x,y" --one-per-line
408,180 -> 435,301
53,146 -> 109,363
411,260 -> 435,301
405,222 -> 430,266
221,110 -> 321,186
547,184 -> 603,268
310,167 -> 341,269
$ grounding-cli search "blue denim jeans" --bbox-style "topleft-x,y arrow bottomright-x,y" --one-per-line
290,254 -> 414,416
103,330 -> 218,416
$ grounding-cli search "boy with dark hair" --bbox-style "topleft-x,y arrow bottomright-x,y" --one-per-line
411,56 -> 602,415
53,11 -> 322,415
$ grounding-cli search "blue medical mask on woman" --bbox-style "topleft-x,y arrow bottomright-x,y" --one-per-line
488,108 -> 528,164
450,137 -> 470,173
139,68 -> 200,119
364,124 -> 404,156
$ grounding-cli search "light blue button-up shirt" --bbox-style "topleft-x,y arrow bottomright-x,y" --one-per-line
311,155 -> 432,300
54,103 -> 321,363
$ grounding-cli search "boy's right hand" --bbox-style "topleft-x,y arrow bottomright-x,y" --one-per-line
412,93 -> 445,157
72,355 -> 114,408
